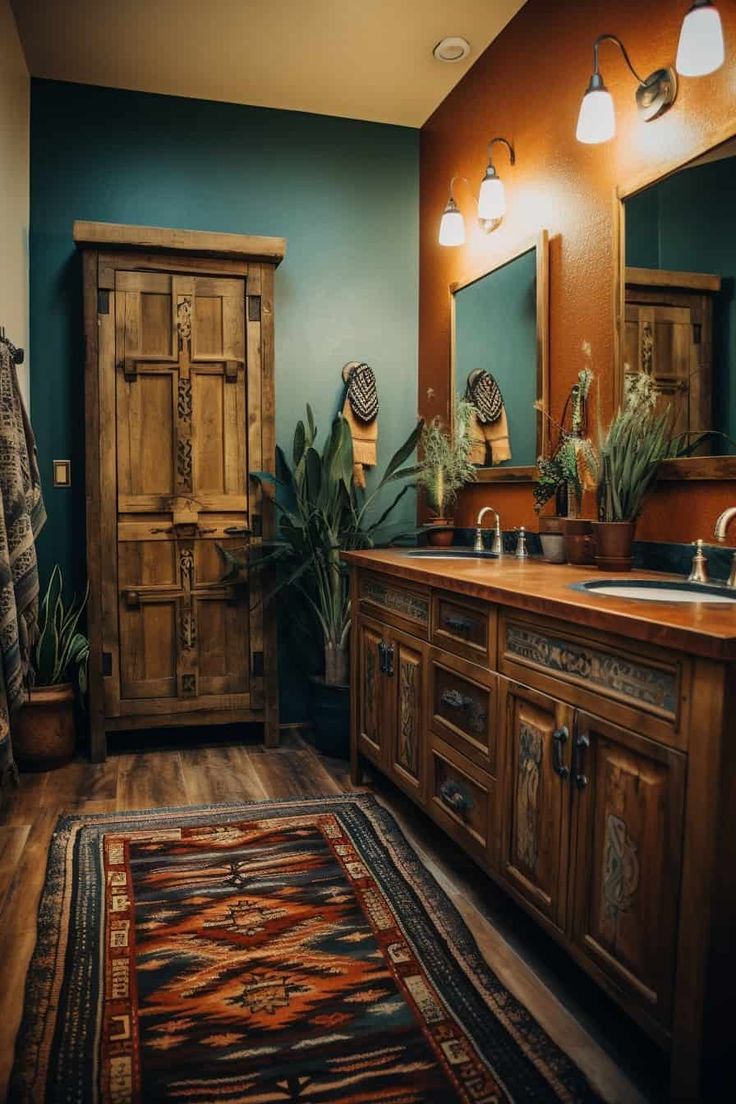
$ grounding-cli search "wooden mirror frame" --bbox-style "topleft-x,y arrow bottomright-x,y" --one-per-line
613,132 -> 736,481
450,229 -> 549,483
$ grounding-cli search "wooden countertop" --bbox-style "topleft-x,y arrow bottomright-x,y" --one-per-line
343,549 -> 736,661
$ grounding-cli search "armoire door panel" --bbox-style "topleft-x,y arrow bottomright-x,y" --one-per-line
117,370 -> 176,497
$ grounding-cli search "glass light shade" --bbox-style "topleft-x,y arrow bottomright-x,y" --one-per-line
438,204 -> 465,246
676,3 -> 724,77
576,87 -> 616,144
477,175 -> 506,221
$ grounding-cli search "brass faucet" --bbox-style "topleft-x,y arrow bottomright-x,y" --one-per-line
713,508 -> 736,587
474,506 -> 503,556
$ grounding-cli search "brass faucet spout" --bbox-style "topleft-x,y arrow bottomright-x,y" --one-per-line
713,507 -> 736,543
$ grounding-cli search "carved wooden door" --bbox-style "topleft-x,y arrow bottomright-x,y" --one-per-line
356,617 -> 388,765
387,629 -> 427,802
569,713 -> 686,1027
109,270 -> 259,715
501,681 -> 573,931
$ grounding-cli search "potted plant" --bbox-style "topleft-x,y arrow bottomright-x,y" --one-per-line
222,406 -> 421,756
12,566 -> 89,770
589,373 -> 678,571
417,399 -> 477,546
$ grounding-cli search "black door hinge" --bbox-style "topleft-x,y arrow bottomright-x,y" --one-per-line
693,323 -> 702,345
252,514 -> 262,538
98,289 -> 110,315
252,651 -> 265,678
248,296 -> 261,322
102,651 -> 112,676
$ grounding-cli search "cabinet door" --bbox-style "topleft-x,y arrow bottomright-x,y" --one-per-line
501,681 -> 573,930
569,713 -> 685,1028
387,629 -> 427,801
356,618 -> 388,766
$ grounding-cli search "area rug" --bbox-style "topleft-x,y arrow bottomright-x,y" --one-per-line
10,794 -> 599,1103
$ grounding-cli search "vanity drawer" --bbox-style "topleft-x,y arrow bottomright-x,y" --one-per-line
430,651 -> 498,774
429,738 -> 496,868
499,611 -> 688,745
432,592 -> 495,666
359,572 -> 430,637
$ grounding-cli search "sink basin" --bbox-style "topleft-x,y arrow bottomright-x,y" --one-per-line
404,549 -> 497,561
574,579 -> 736,604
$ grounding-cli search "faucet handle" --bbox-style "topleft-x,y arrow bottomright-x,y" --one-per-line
515,525 -> 529,561
688,538 -> 709,584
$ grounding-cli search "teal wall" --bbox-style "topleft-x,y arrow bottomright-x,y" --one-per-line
29,79 -> 419,592
626,156 -> 736,450
454,246 -> 537,466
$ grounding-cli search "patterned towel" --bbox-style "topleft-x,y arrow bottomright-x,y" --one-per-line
0,341 -> 46,794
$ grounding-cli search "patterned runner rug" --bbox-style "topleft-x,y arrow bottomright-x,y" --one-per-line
10,794 -> 599,1102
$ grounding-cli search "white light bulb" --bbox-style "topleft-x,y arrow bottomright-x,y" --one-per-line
576,88 -> 616,144
477,175 -> 506,221
676,2 -> 724,77
439,205 -> 465,246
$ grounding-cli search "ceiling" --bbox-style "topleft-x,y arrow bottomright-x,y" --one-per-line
10,0 -> 526,127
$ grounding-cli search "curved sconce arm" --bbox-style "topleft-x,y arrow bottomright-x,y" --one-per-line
486,136 -> 516,171
591,34 -> 646,86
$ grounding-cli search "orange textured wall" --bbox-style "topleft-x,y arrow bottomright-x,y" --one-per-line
419,0 -> 736,540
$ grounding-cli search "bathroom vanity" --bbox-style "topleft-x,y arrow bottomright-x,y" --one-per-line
344,549 -> 736,1101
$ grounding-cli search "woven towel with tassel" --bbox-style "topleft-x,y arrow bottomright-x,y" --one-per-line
464,369 -> 512,465
341,361 -> 379,487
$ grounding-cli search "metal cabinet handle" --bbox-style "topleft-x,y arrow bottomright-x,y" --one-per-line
377,640 -> 387,674
552,725 -> 570,780
573,732 -> 590,789
440,688 -> 472,711
439,779 -> 472,816
444,615 -> 473,635
385,643 -> 395,677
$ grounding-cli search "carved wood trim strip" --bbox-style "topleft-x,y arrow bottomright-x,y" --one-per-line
505,622 -> 677,716
360,576 -> 429,625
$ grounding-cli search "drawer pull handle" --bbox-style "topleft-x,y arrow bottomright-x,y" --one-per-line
440,689 -> 472,711
552,725 -> 570,780
445,615 -> 473,635
573,732 -> 589,789
439,779 -> 472,816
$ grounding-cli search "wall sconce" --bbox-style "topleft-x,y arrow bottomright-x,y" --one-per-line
576,34 -> 677,144
439,137 -> 516,246
677,0 -> 724,76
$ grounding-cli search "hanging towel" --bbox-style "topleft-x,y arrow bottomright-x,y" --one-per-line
0,341 -> 46,795
465,369 -> 512,466
341,361 -> 379,488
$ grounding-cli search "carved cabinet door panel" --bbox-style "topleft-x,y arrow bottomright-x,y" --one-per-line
569,713 -> 685,1028
501,680 -> 573,931
111,269 -> 255,714
356,618 -> 388,766
387,629 -> 427,802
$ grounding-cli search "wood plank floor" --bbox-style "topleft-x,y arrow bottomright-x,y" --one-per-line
0,733 -> 665,1103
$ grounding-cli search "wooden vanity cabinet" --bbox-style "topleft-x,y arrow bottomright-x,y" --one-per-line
348,561 -> 736,1099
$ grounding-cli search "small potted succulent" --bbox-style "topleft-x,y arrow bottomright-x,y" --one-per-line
12,566 -> 89,770
417,400 -> 477,546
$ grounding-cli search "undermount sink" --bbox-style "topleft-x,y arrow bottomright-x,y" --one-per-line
574,579 -> 736,604
404,549 -> 498,561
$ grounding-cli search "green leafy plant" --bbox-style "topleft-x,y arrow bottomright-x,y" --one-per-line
593,373 -> 679,522
30,566 -> 89,692
534,361 -> 594,515
221,406 -> 422,686
417,399 -> 477,517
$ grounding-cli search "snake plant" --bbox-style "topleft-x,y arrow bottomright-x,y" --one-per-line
221,406 -> 422,686
30,566 -> 90,691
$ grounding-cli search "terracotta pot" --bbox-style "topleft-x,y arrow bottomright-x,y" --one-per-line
562,518 -> 596,565
538,515 -> 565,536
12,683 -> 76,771
592,521 -> 636,572
424,520 -> 454,547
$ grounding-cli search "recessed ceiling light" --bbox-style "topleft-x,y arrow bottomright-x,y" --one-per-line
433,37 -> 471,63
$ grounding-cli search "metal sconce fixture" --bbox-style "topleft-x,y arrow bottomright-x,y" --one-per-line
576,34 -> 677,144
676,0 -> 724,77
438,137 -> 516,246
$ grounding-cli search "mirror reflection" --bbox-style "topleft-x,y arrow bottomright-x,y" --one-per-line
452,236 -> 547,473
623,137 -> 736,456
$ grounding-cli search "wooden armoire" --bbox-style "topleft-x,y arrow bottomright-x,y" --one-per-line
75,222 -> 285,761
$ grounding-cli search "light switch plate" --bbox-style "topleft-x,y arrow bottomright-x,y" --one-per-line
53,459 -> 71,487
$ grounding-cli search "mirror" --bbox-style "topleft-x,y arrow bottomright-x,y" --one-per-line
451,232 -> 549,481
618,136 -> 736,476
